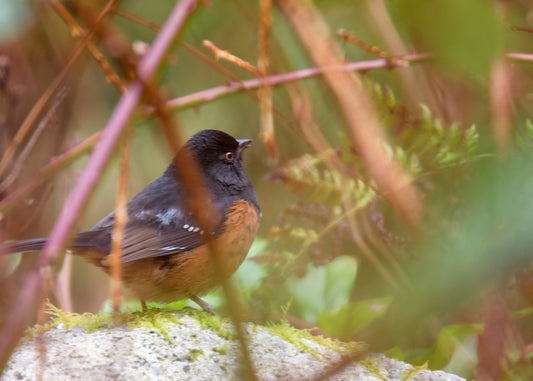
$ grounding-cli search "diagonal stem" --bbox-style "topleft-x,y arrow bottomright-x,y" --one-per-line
160,53 -> 430,111
0,0 -> 200,370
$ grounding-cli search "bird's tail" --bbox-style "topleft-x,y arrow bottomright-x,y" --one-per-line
0,238 -> 48,254
0,231 -> 107,256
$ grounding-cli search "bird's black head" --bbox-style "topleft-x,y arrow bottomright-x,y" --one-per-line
171,130 -> 259,210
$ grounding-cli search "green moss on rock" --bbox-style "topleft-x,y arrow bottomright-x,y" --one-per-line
267,319 -> 365,360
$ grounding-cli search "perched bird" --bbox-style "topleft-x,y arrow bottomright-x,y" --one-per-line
0,129 -> 260,313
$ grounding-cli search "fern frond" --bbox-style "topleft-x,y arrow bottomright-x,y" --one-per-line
266,151 -> 375,207
261,76 -> 480,286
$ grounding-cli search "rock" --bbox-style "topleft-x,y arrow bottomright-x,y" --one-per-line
1,310 -> 465,381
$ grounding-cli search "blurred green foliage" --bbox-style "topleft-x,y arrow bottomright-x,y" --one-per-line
0,0 -> 31,42
392,0 -> 504,77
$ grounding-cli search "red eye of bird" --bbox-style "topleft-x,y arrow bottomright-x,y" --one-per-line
225,152 -> 234,161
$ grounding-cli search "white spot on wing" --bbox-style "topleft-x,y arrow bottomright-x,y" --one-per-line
155,207 -> 183,226
134,210 -> 153,219
182,224 -> 204,234
160,246 -> 184,252
134,207 -> 183,226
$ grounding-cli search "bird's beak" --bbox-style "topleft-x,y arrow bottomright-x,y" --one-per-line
237,139 -> 252,154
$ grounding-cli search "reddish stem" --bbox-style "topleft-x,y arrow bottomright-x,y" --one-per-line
0,0 -> 199,369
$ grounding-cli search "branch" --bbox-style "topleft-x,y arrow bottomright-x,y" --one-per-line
0,133 -> 100,214
159,53 -> 430,112
50,0 -> 126,92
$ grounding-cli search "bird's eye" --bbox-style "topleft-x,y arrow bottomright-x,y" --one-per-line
225,152 -> 234,161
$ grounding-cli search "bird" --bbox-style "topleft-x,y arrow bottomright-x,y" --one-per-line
0,129 -> 261,314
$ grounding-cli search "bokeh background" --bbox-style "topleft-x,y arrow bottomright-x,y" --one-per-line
2,0 -> 533,379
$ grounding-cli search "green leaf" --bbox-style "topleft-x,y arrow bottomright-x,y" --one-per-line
287,255 -> 357,323
323,256 -> 358,311
1,252 -> 21,276
426,324 -> 483,370
287,263 -> 326,323
385,346 -> 406,362
317,297 -> 392,340
235,239 -> 269,291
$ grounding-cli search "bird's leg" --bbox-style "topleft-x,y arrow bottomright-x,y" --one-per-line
141,300 -> 147,311
187,293 -> 216,315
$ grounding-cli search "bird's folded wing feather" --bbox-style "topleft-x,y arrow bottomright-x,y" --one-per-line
75,208 -> 224,263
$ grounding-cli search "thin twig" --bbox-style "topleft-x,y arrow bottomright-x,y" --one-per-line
109,127 -> 131,312
50,0 -> 126,92
15,186 -> 54,236
0,89 -> 66,193
159,53 -> 430,112
490,59 -> 514,151
309,350 -> 367,381
337,29 -> 392,60
55,255 -> 74,312
258,0 -> 277,162
112,8 -> 161,31
203,40 -> 262,76
0,132 -> 100,214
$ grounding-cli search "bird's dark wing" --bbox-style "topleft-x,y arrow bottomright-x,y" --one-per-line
73,170 -> 225,263
120,221 -> 218,263
74,208 -> 224,263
